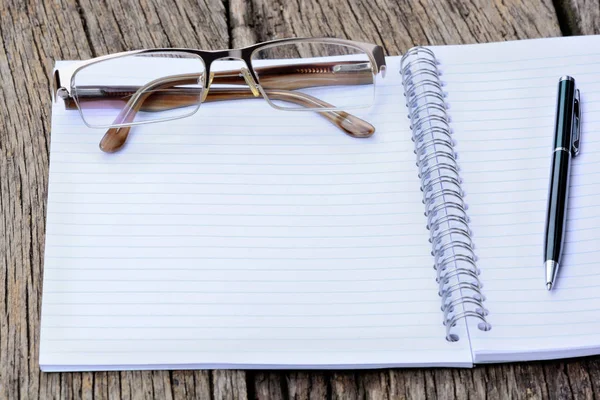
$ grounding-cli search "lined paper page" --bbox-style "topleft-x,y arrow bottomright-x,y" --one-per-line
40,57 -> 472,371
433,36 -> 600,362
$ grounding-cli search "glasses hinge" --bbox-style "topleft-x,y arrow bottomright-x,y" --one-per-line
56,87 -> 70,100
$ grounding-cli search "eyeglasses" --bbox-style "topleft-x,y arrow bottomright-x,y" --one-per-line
53,38 -> 387,152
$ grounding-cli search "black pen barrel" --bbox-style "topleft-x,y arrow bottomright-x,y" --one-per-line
553,77 -> 577,150
544,76 -> 577,266
544,149 -> 571,263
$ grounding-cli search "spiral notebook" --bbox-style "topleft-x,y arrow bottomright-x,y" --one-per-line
40,35 -> 600,371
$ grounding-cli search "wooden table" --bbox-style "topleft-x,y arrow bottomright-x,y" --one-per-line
1,0 -> 599,398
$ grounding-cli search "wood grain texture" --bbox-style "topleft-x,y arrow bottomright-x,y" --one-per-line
0,0 -> 597,399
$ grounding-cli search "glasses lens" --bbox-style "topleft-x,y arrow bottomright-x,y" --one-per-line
72,51 -> 205,128
250,41 -> 375,111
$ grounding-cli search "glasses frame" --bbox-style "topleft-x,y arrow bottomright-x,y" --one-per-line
53,38 -> 387,153
53,37 -> 386,127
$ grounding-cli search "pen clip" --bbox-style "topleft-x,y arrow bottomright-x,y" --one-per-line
572,89 -> 581,157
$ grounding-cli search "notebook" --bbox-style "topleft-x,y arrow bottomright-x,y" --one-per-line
40,35 -> 600,371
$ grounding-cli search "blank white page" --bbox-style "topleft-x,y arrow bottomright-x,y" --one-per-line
40,57 -> 473,371
433,35 -> 600,362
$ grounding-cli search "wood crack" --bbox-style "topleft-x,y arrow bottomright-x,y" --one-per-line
552,0 -> 579,35
245,371 -> 256,400
108,7 -> 127,50
224,0 -> 233,48
74,0 -> 97,57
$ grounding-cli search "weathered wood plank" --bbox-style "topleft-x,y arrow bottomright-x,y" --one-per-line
212,370 -> 248,400
565,360 -> 593,399
229,0 -> 562,52
287,371 -> 329,399
0,0 -> 229,399
556,0 -> 600,34
76,0 -> 229,55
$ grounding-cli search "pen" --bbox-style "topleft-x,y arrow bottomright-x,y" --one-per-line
544,76 -> 581,291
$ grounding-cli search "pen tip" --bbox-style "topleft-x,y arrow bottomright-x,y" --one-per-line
546,282 -> 553,291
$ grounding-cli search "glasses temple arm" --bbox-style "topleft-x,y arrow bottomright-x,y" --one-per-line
97,86 -> 374,152
64,63 -> 376,152
63,60 -> 374,102
212,61 -> 375,90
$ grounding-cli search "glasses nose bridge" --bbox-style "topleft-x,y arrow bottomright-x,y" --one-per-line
203,51 -> 261,96
203,49 -> 250,75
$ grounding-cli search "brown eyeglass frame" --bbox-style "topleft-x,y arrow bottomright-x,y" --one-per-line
53,38 -> 387,152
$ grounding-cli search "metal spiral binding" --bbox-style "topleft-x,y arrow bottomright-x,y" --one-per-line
400,47 -> 492,342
